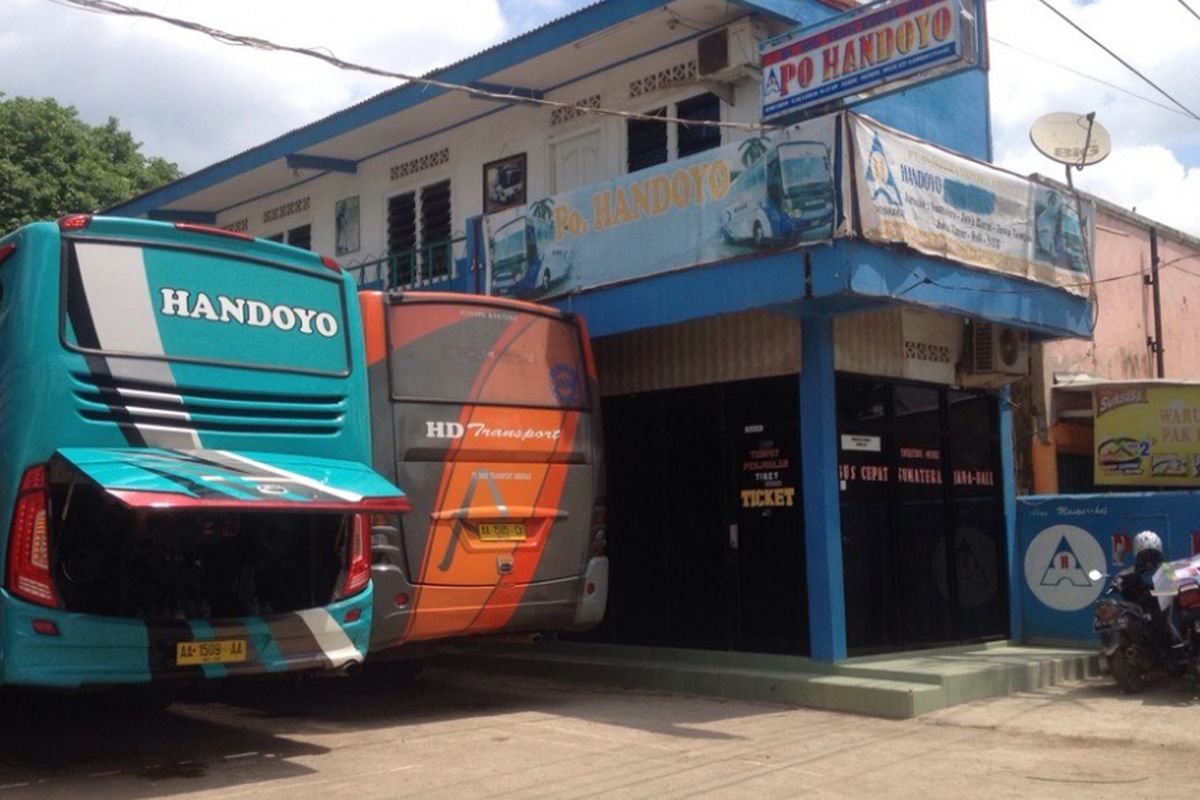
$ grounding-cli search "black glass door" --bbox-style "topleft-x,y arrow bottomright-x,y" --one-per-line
595,375 -> 807,655
728,423 -> 806,654
837,377 -> 1006,654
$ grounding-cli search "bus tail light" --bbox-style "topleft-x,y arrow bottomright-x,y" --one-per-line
173,222 -> 253,241
589,496 -> 607,558
336,513 -> 371,599
57,214 -> 92,232
6,465 -> 61,608
320,255 -> 342,273
0,243 -> 16,266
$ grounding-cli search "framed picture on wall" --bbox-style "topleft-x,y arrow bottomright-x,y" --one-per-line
483,153 -> 527,213
335,195 -> 360,255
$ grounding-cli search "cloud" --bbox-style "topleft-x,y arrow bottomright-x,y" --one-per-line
987,0 -> 1200,235
3,0 -> 1197,238
1,0 -> 508,172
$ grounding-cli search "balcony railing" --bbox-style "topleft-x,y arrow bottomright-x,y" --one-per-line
345,236 -> 466,291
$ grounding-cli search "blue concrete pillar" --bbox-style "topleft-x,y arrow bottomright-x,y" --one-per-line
999,385 -> 1021,642
800,316 -> 847,662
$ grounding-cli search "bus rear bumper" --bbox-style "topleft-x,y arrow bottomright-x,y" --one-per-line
370,558 -> 610,649
0,589 -> 372,689
570,556 -> 608,631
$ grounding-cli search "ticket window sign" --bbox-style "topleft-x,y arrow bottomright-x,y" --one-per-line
1094,386 -> 1200,486
760,0 -> 978,121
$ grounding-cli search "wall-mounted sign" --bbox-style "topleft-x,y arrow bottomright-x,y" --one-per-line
1094,385 -> 1200,486
850,114 -> 1095,295
482,116 -> 842,301
840,434 -> 881,452
761,0 -> 976,121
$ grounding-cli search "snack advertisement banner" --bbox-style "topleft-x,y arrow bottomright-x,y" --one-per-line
1094,386 -> 1200,486
851,114 -> 1095,296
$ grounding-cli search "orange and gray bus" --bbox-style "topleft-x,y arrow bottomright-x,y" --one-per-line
359,291 -> 607,651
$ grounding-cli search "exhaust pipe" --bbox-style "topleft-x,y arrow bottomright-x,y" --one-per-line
335,660 -> 364,678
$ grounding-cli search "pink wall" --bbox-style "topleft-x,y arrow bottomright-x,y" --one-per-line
1043,207 -> 1200,381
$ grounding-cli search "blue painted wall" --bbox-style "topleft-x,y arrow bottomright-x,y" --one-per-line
770,0 -> 991,161
1017,493 -> 1200,646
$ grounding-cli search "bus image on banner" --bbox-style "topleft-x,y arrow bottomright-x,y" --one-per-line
360,291 -> 607,652
721,140 -> 835,248
488,215 -> 572,299
0,216 -> 409,693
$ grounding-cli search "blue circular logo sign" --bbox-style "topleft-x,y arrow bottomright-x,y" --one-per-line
550,364 -> 581,406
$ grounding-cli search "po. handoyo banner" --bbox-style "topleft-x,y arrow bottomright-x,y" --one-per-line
851,114 -> 1095,295
483,115 -> 843,301
1094,385 -> 1200,486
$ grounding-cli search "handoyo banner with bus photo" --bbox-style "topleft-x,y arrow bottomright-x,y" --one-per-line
482,115 -> 843,301
1094,385 -> 1200,486
850,114 -> 1095,296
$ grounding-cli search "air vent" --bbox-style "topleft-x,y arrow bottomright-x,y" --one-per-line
697,31 -> 729,77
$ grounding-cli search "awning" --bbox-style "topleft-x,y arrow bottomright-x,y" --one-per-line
52,448 -> 410,512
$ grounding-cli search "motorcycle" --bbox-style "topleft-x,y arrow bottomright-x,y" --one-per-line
1088,555 -> 1200,693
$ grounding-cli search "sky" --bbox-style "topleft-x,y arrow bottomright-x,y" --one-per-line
2,0 -> 1198,236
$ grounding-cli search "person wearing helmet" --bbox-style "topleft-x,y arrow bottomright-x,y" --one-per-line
1117,531 -> 1163,602
1116,530 -> 1176,649
1132,531 -> 1164,573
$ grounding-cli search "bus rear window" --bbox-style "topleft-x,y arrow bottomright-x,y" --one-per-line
388,302 -> 588,409
63,240 -> 349,376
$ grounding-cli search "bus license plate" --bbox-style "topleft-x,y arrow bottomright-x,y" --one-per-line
478,523 -> 526,542
176,639 -> 248,666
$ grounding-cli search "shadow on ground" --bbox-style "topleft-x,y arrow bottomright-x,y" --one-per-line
0,689 -> 326,798
0,659 -> 784,796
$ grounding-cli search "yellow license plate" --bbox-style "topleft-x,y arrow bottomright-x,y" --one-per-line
176,639 -> 247,666
478,523 -> 526,542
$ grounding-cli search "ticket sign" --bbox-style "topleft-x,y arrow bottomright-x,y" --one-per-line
761,0 -> 975,121
1095,386 -> 1200,486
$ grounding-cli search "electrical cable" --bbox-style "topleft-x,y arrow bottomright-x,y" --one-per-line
52,0 -> 782,134
990,37 -> 1194,120
56,0 -> 1200,313
1034,0 -> 1200,122
1177,0 -> 1200,23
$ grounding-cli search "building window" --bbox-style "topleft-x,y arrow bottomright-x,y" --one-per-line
421,179 -> 452,278
676,93 -> 721,158
626,92 -> 721,174
387,179 -> 452,286
265,224 -> 311,250
626,107 -> 667,173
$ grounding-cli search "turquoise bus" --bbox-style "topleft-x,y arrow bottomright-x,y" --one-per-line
0,215 -> 409,691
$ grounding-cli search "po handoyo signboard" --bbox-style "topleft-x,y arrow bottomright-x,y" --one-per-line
761,0 -> 976,121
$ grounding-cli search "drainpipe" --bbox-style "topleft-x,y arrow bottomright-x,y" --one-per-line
1144,228 -> 1165,378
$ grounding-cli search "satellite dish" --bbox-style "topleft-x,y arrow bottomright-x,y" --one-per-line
1030,112 -> 1112,167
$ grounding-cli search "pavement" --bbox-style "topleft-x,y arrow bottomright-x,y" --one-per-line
1,663 -> 1196,799
440,639 -> 1100,718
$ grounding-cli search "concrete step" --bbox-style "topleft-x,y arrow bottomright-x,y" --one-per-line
436,640 -> 1100,719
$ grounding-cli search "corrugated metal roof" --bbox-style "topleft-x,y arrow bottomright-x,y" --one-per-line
107,0 -> 624,214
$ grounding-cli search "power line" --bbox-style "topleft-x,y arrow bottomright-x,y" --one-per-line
51,0 -> 781,134
990,37 -> 1194,120
1034,0 -> 1200,122
1178,0 -> 1200,24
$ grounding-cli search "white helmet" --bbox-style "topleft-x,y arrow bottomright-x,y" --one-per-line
1133,530 -> 1162,557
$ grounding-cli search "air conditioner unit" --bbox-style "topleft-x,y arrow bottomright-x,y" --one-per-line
697,20 -> 763,83
962,321 -> 1029,384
